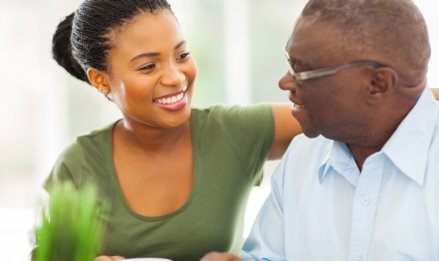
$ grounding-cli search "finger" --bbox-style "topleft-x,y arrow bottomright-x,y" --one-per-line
95,256 -> 111,261
95,256 -> 125,261
200,252 -> 242,261
200,251 -> 221,261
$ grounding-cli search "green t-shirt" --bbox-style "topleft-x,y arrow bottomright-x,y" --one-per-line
45,105 -> 274,261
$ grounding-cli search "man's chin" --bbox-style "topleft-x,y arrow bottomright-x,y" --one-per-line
302,127 -> 321,138
303,133 -> 321,138
295,119 -> 320,138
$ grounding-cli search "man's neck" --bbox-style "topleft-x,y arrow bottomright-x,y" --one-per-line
346,112 -> 406,171
346,85 -> 425,171
348,143 -> 385,171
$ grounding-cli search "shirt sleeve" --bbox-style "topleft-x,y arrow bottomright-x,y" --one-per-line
239,151 -> 289,260
44,142 -> 84,192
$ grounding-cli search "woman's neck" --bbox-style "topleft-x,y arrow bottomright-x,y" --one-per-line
114,118 -> 192,154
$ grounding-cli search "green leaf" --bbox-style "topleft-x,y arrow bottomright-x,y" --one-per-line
34,181 -> 109,261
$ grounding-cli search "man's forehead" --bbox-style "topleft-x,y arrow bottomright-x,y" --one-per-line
288,18 -> 337,52
286,17 -> 356,66
293,18 -> 337,40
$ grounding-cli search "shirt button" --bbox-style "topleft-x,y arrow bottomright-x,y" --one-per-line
354,252 -> 362,260
362,198 -> 370,206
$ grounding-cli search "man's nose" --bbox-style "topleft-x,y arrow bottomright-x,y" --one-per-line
278,72 -> 297,93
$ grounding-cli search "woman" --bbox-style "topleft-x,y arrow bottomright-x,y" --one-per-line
46,0 -> 301,260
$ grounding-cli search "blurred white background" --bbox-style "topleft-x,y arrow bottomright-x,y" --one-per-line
0,0 -> 438,260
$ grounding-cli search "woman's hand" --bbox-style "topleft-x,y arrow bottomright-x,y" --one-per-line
95,256 -> 125,261
200,252 -> 242,261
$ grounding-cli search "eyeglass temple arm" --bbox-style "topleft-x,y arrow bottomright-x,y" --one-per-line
296,62 -> 382,81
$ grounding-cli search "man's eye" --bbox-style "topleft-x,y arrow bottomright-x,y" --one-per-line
291,60 -> 301,71
290,58 -> 308,72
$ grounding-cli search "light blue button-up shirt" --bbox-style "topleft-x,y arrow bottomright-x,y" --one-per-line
241,87 -> 439,261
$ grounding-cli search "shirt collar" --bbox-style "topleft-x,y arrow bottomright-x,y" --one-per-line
381,87 -> 439,185
318,140 -> 356,184
318,143 -> 332,184
318,87 -> 439,186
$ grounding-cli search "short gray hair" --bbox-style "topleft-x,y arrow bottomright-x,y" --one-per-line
301,0 -> 430,80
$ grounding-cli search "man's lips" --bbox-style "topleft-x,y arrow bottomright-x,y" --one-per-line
289,95 -> 305,108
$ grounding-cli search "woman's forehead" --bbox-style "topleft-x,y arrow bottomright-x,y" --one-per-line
109,10 -> 182,48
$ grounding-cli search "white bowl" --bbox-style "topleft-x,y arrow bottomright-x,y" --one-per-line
125,258 -> 173,261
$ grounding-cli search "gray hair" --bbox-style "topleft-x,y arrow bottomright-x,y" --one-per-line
301,0 -> 430,81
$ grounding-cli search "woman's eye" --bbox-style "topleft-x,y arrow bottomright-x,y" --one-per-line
177,52 -> 190,61
138,64 -> 156,72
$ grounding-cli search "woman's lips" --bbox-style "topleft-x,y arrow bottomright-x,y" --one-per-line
153,87 -> 187,102
153,88 -> 188,111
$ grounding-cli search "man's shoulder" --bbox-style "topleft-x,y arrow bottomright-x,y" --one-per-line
278,134 -> 333,175
286,134 -> 333,159
270,135 -> 333,195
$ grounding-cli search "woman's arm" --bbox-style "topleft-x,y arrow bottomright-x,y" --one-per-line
268,103 -> 302,160
432,88 -> 439,100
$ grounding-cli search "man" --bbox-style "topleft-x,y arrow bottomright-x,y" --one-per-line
202,0 -> 439,260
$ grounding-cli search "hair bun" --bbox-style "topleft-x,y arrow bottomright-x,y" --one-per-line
52,12 -> 89,84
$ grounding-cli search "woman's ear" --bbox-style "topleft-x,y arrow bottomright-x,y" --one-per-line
87,68 -> 111,95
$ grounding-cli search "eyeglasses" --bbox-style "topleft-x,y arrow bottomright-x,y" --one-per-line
284,47 -> 383,84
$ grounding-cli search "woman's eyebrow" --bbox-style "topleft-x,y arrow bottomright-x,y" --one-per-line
130,52 -> 160,63
129,40 -> 187,63
174,40 -> 186,50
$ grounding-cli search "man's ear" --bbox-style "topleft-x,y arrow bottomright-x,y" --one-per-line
367,67 -> 397,103
87,67 -> 111,95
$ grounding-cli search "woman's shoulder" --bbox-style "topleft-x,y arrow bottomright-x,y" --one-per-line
76,120 -> 117,145
191,104 -> 272,120
190,105 -> 273,138
46,120 -> 119,189
57,120 -> 118,166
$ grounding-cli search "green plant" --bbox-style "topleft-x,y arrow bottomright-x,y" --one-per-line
34,181 -> 109,261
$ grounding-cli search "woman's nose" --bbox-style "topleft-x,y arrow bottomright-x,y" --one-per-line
160,63 -> 185,87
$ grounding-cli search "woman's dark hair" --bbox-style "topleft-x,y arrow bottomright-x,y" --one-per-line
52,0 -> 172,84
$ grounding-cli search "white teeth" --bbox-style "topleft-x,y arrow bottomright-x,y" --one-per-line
294,104 -> 305,108
156,92 -> 185,105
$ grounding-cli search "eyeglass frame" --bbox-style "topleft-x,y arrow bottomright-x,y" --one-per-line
284,46 -> 384,83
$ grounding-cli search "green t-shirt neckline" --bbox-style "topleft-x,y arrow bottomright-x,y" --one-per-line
106,117 -> 200,221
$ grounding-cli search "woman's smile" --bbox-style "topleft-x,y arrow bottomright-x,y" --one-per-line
153,87 -> 188,111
